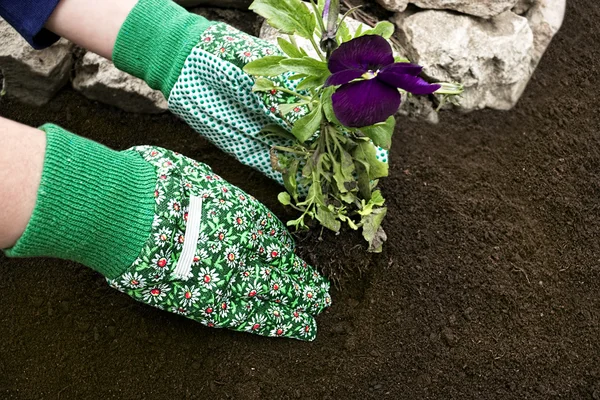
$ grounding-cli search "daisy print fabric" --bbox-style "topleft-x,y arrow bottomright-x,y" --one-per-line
107,146 -> 331,341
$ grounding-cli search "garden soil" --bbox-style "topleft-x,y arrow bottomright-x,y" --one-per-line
1,1 -> 599,398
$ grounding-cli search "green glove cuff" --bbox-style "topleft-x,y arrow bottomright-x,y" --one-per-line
5,124 -> 157,279
113,0 -> 214,98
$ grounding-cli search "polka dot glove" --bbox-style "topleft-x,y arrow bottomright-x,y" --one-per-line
107,145 -> 332,341
167,22 -> 389,188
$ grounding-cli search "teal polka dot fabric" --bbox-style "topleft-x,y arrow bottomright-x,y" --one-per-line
167,22 -> 389,190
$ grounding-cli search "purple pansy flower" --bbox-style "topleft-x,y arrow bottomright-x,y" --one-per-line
325,35 -> 441,128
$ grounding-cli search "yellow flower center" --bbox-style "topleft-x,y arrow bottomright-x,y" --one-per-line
362,70 -> 379,80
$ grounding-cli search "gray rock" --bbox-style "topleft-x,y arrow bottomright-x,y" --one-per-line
72,52 -> 167,114
376,0 -> 410,12
0,18 -> 73,106
526,0 -> 566,67
512,0 -> 536,15
394,10 -> 534,111
409,0 -> 518,18
173,0 -> 251,8
398,95 -> 439,124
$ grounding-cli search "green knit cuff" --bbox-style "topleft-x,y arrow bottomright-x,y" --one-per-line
113,0 -> 214,98
5,124 -> 157,280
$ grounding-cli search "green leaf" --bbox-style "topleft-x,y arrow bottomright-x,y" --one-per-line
354,141 -> 388,200
355,159 -> 371,200
360,116 -> 396,150
332,149 -> 355,194
288,74 -> 308,81
317,0 -> 326,14
249,0 -> 316,38
394,55 -> 411,63
360,21 -> 395,39
282,158 -> 300,200
353,141 -> 389,180
279,102 -> 306,115
358,190 -> 385,216
252,78 -> 276,92
322,86 -> 341,125
260,123 -> 295,141
243,56 -> 287,76
277,37 -> 305,59
296,75 -> 326,91
297,177 -> 322,207
315,153 -> 333,184
280,57 -> 330,77
354,23 -> 364,38
302,153 -> 317,178
292,104 -> 323,143
316,205 -> 341,232
361,207 -> 387,252
336,20 -> 352,43
278,192 -> 292,206
286,215 -> 307,229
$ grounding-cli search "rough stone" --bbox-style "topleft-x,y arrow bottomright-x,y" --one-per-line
394,10 -> 534,111
512,0 -> 536,15
409,0 -> 518,18
72,52 -> 167,114
526,0 -> 566,67
173,0 -> 251,8
398,95 -> 439,124
376,0 -> 410,12
0,18 -> 73,106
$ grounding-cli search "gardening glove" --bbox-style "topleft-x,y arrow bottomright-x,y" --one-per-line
5,124 -> 331,341
113,0 -> 388,188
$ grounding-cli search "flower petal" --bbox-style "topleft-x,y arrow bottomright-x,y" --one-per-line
377,72 -> 440,95
325,69 -> 365,86
332,79 -> 401,128
328,35 -> 394,74
379,62 -> 423,76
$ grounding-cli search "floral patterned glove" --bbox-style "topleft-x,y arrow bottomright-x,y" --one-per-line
114,0 -> 387,188
167,22 -> 388,187
107,146 -> 331,341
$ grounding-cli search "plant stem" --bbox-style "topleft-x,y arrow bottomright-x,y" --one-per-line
309,36 -> 326,61
288,34 -> 296,45
272,146 -> 310,156
277,87 -> 312,101
308,0 -> 326,34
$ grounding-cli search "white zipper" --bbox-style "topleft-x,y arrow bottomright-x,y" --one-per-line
171,194 -> 203,281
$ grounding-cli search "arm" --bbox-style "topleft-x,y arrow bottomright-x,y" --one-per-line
0,117 -> 45,248
45,0 -> 137,60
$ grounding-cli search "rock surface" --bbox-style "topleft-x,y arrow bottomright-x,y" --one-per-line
72,52 -> 168,114
526,0 -> 566,67
512,0 -> 536,14
0,18 -> 73,106
376,0 -> 410,12
394,10 -> 534,111
409,0 -> 518,18
398,95 -> 440,124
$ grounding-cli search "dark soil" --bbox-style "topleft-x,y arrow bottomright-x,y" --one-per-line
1,1 -> 600,398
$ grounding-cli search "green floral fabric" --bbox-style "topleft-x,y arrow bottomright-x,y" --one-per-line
107,146 -> 331,341
167,22 -> 388,188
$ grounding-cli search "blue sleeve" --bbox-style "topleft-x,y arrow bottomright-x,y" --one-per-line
0,0 -> 62,49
